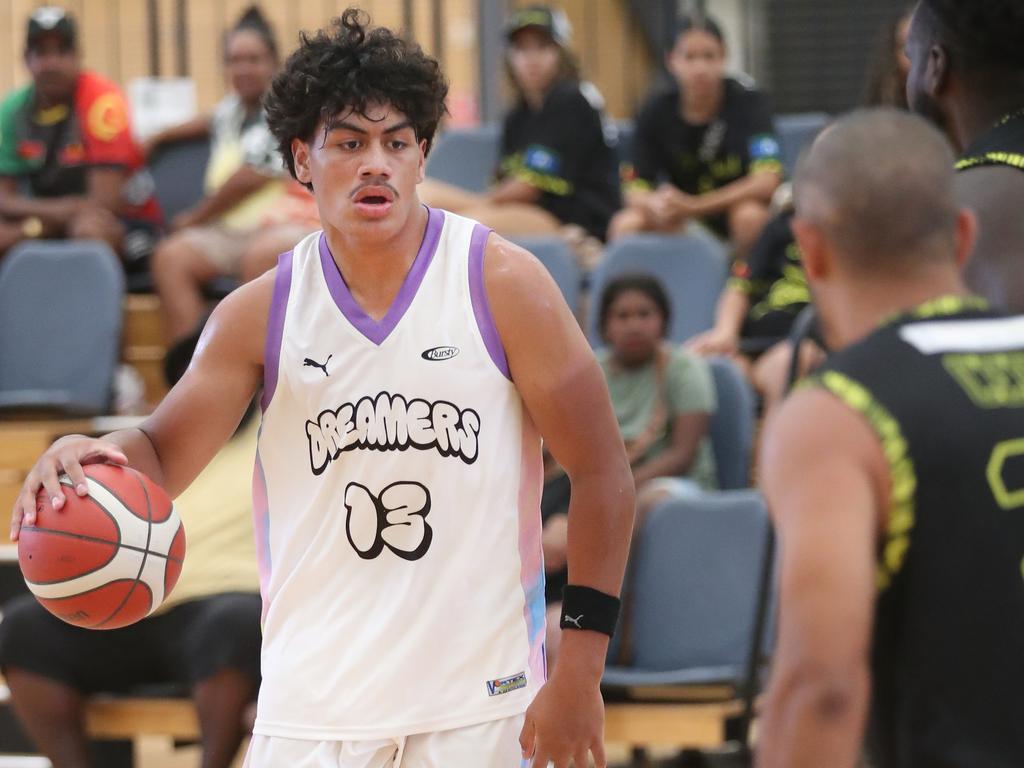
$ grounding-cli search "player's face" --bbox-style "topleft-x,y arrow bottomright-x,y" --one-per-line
507,29 -> 562,98
295,103 -> 426,240
905,7 -> 948,134
604,289 -> 666,367
667,29 -> 726,101
25,37 -> 79,105
226,29 -> 276,104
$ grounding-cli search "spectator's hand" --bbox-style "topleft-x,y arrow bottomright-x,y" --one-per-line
542,513 -> 569,572
687,326 -> 739,357
11,436 -> 128,541
521,671 -> 606,767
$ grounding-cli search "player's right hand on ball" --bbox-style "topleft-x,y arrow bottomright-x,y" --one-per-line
11,436 -> 128,542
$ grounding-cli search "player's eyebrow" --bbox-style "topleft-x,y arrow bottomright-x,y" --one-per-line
323,118 -> 414,135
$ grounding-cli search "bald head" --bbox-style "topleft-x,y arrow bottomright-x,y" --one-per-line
795,109 -> 959,273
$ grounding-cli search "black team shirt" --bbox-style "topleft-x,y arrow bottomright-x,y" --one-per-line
498,80 -> 621,241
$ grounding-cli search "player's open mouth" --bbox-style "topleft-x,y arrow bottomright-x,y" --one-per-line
352,187 -> 396,218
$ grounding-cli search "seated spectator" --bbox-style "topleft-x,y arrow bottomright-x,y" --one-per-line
863,7 -> 914,108
0,333 -> 262,768
0,7 -> 161,266
420,6 -> 620,243
542,274 -> 716,667
149,6 -> 318,342
688,203 -> 823,412
609,14 -> 782,259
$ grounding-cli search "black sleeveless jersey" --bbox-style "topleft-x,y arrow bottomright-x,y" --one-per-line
806,296 -> 1024,768
956,110 -> 1024,174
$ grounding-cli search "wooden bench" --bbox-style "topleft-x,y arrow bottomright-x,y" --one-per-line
121,294 -> 168,408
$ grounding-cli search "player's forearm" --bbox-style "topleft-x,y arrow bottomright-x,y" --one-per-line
757,664 -> 869,768
691,171 -> 780,218
564,462 -> 634,598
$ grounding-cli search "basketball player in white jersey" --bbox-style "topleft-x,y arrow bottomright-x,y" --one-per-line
12,10 -> 635,767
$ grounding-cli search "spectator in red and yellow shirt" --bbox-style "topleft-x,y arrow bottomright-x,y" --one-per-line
0,7 -> 161,263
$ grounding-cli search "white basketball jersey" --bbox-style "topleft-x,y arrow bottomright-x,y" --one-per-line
252,207 -> 546,740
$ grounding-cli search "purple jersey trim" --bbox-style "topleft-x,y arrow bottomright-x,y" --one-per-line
468,223 -> 511,380
318,206 -> 444,346
261,249 -> 294,411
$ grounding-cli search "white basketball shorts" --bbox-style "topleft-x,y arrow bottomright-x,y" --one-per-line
243,714 -> 528,767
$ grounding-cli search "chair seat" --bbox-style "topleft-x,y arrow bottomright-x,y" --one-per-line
602,664 -> 742,689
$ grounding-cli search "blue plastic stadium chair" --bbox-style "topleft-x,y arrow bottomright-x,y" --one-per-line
775,112 -> 830,177
149,138 -> 211,223
425,124 -> 501,194
603,490 -> 772,691
0,240 -> 125,415
512,236 -> 581,315
708,357 -> 756,490
586,233 -> 729,346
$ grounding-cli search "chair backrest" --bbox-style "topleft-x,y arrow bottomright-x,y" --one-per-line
708,357 -> 756,490
629,490 -> 771,673
512,236 -> 581,315
586,233 -> 728,346
774,112 -> 830,177
149,138 -> 211,222
425,125 -> 501,194
0,240 -> 124,415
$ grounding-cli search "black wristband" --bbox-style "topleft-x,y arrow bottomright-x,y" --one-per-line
560,585 -> 620,637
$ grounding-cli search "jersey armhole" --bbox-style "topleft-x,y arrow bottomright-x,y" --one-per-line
261,249 -> 294,411
468,223 -> 512,381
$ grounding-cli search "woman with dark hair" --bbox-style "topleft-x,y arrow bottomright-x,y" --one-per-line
420,5 -> 621,242
147,5 -> 319,342
864,7 -> 914,108
609,14 -> 782,259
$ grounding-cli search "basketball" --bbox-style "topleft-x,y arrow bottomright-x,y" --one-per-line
17,464 -> 186,630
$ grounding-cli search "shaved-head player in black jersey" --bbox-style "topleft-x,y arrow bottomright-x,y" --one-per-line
758,109 -> 1024,768
906,0 -> 1024,312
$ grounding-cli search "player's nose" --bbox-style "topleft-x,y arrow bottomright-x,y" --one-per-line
359,142 -> 391,178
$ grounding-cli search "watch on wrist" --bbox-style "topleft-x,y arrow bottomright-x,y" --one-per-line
21,216 -> 43,239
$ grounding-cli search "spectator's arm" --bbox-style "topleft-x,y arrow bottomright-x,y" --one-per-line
487,176 -> 542,204
86,166 -> 127,214
756,386 -> 882,768
142,116 -> 212,160
675,169 -> 780,220
0,181 -> 101,229
174,164 -> 273,230
632,411 -> 710,486
687,285 -> 750,356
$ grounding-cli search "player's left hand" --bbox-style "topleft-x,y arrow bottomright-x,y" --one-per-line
520,672 -> 606,767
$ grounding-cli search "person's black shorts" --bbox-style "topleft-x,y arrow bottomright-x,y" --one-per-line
0,592 -> 261,694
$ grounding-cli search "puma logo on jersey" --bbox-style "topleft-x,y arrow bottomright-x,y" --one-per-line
563,613 -> 584,628
344,481 -> 432,561
306,391 -> 481,475
421,346 -> 459,361
303,355 -> 332,377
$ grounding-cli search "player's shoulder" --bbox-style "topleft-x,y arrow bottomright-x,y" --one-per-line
204,266 -> 279,362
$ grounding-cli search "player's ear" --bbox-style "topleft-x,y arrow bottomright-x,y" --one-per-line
953,208 -> 977,270
417,138 -> 427,184
791,217 -> 829,281
926,43 -> 949,98
292,138 -> 312,186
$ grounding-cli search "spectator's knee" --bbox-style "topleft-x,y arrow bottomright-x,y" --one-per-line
68,208 -> 123,249
608,207 -> 646,241
729,201 -> 770,248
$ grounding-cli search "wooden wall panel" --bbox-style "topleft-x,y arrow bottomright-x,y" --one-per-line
1,1 -> 652,122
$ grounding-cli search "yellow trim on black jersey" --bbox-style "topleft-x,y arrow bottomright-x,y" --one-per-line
879,294 -> 990,329
499,155 -> 573,196
805,370 -> 917,591
955,152 -> 1024,172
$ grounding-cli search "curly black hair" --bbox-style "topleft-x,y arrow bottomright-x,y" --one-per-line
919,0 -> 1024,72
264,8 -> 449,187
